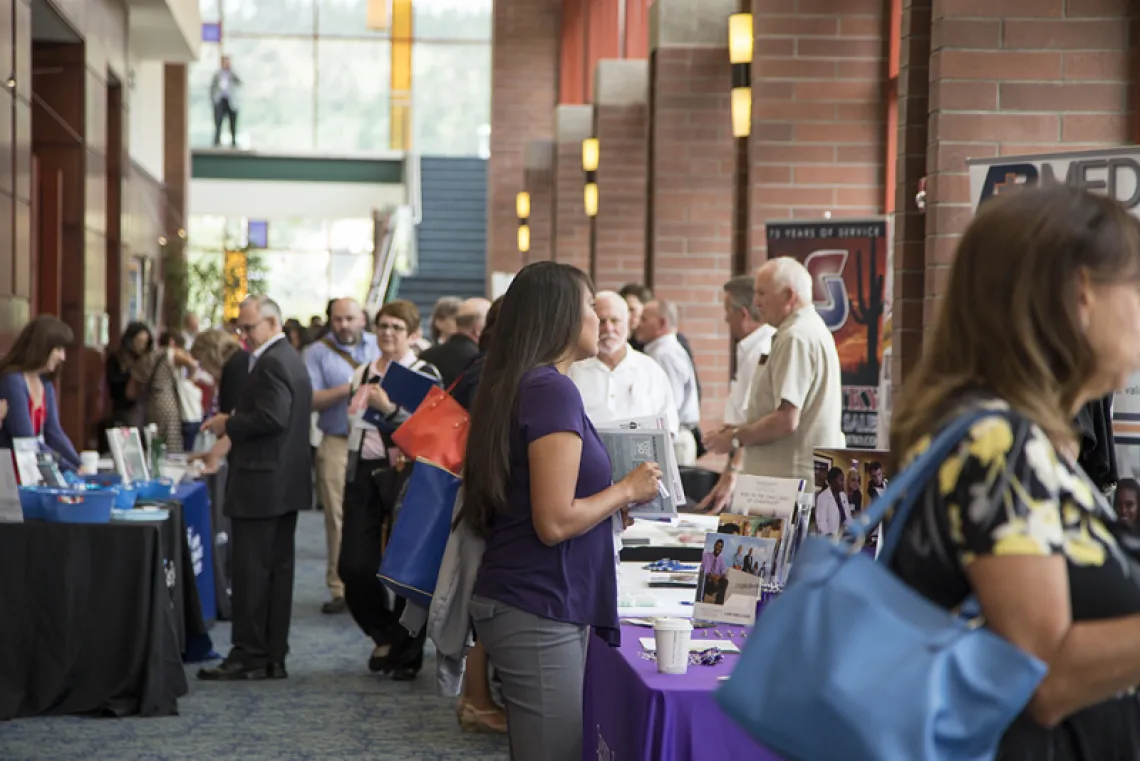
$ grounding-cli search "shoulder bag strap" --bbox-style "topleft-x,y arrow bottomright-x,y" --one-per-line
321,337 -> 362,371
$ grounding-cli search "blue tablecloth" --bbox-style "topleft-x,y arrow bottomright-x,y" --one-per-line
583,624 -> 782,761
176,482 -> 216,624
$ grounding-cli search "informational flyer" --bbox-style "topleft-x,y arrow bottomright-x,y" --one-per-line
693,532 -> 776,626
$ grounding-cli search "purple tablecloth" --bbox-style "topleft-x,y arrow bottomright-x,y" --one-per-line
582,623 -> 784,761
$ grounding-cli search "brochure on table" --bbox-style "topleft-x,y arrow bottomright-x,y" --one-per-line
689,475 -> 807,625
598,415 -> 686,516
0,450 -> 21,522
107,426 -> 150,484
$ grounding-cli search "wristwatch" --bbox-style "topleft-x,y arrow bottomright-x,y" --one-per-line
730,428 -> 742,451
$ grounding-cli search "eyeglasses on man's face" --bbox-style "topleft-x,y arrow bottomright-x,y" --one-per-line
237,317 -> 269,334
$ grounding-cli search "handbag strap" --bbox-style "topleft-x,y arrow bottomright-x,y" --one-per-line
843,408 -> 1001,565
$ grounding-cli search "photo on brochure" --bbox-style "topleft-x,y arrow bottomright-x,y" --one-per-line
693,532 -> 777,626
107,426 -> 150,484
718,513 -> 786,541
812,448 -> 890,540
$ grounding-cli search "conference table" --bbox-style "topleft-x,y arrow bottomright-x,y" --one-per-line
583,561 -> 782,761
0,511 -> 189,718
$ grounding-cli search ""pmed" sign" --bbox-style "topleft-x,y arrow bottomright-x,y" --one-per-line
968,148 -> 1140,212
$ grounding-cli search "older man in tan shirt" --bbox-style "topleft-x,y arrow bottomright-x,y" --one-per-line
704,257 -> 845,486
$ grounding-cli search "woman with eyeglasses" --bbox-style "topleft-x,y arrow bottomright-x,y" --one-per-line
340,300 -> 442,681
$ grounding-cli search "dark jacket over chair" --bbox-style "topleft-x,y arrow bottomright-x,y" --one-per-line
224,338 -> 313,519
0,371 -> 81,469
418,334 -> 479,388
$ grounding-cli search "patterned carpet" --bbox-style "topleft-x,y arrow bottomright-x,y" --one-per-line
0,511 -> 508,761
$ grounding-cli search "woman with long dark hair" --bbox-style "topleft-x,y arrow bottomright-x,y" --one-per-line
105,321 -> 153,428
0,315 -> 81,469
461,262 -> 661,761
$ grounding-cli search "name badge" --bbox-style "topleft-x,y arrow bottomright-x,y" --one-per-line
758,354 -> 769,366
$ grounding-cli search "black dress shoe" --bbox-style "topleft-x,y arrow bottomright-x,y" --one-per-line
266,662 -> 288,679
197,660 -> 270,681
321,597 -> 347,614
391,666 -> 420,682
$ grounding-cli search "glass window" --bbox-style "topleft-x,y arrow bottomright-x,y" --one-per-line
413,0 -> 491,41
328,250 -> 373,300
224,38 -> 316,151
222,0 -> 314,35
189,43 -> 221,148
412,42 -> 490,156
316,39 -> 391,154
329,218 -> 374,254
317,0 -> 389,37
261,251 -> 333,321
200,0 -> 220,23
188,214 -> 227,249
267,217 -> 328,251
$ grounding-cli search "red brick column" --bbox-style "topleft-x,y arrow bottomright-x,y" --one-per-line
553,104 -> 594,273
890,0 -> 931,399
923,0 -> 1137,318
593,59 -> 649,290
523,140 -> 555,263
488,0 -> 561,283
648,0 -> 737,432
749,0 -> 888,267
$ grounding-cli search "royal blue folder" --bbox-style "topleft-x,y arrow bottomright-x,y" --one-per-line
380,362 -> 440,410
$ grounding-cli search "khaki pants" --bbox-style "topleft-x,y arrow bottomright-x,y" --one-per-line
316,434 -> 349,598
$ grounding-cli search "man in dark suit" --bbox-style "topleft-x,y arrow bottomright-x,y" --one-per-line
417,297 -> 489,386
194,295 -> 313,681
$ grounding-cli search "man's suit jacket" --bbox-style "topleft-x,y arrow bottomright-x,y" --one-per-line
224,338 -> 312,519
418,334 -> 479,387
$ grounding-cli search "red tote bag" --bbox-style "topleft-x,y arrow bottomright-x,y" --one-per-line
390,383 -> 470,475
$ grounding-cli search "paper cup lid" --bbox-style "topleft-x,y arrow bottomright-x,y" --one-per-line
653,616 -> 693,631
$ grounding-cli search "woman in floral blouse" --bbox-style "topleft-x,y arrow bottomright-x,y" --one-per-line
890,185 -> 1140,759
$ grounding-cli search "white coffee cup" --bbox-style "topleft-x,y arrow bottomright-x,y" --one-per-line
653,617 -> 693,675
80,450 -> 100,474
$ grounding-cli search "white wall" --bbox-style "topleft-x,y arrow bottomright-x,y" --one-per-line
189,179 -> 406,219
129,60 -> 166,183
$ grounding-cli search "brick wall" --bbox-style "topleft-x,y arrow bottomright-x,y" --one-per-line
749,0 -> 888,267
649,46 -> 735,431
890,0 -> 931,399
487,0 -> 561,285
593,59 -> 650,290
553,104 -> 593,272
523,140 -> 555,263
921,0 -> 1137,330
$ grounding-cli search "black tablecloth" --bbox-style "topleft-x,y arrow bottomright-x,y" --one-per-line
205,466 -> 233,621
0,519 -> 189,719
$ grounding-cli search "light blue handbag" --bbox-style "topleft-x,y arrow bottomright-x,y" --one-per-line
716,410 -> 1048,761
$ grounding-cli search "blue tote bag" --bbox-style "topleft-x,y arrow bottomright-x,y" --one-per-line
716,410 -> 1048,761
377,457 -> 462,609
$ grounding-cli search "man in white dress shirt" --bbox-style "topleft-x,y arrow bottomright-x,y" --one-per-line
635,298 -> 701,466
700,276 -> 776,512
568,291 -> 678,434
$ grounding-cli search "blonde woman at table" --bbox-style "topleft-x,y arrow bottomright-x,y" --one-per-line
460,261 -> 662,761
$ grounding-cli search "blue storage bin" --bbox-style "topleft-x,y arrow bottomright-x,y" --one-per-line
112,483 -> 139,510
83,472 -> 122,487
136,478 -> 176,501
40,488 -> 115,524
19,487 -> 44,520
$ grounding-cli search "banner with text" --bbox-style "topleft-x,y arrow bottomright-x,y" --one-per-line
967,148 -> 1140,477
766,219 -> 889,449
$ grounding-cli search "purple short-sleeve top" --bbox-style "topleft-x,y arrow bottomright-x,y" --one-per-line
472,365 -> 620,644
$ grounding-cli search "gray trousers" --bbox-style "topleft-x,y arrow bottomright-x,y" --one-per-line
470,596 -> 589,761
